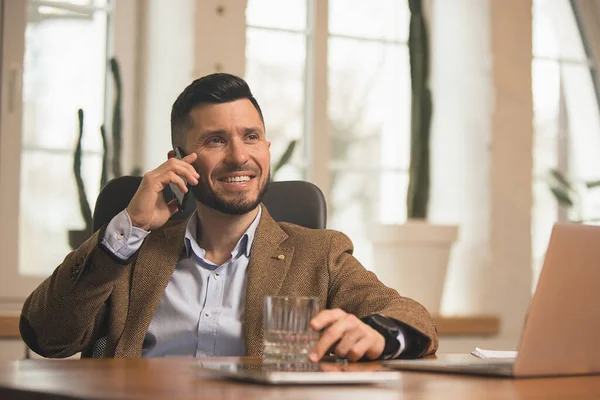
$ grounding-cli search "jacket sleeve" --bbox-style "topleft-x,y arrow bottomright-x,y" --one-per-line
325,231 -> 439,357
20,226 -> 134,358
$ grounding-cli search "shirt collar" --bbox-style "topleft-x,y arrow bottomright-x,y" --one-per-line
183,206 -> 262,260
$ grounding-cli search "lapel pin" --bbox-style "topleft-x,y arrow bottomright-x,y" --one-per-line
276,254 -> 285,261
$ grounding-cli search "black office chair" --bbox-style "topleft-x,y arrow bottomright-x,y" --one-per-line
92,176 -> 327,232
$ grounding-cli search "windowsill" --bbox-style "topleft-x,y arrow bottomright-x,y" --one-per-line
1,314 -> 501,340
433,315 -> 500,336
0,314 -> 19,339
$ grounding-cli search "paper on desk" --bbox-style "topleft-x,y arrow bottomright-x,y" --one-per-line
471,347 -> 518,359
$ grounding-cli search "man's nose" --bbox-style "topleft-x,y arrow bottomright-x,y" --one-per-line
225,139 -> 250,165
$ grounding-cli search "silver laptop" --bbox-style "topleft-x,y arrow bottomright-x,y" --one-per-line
384,223 -> 600,378
195,360 -> 401,385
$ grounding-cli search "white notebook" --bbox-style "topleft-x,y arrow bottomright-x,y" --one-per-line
471,347 -> 518,359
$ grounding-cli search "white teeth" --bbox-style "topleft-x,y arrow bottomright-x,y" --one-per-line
222,176 -> 251,183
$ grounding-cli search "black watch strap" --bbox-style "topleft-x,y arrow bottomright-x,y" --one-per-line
388,318 -> 432,359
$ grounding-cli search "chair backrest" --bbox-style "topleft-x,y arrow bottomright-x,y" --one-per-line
92,176 -> 327,232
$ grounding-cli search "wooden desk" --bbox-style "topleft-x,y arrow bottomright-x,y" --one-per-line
0,355 -> 599,399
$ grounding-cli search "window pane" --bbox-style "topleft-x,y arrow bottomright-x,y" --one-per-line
562,64 -> 600,182
532,0 -> 600,291
245,28 -> 306,179
532,59 -> 560,177
328,37 -> 410,171
329,0 -> 409,41
19,152 -> 103,275
329,171 -> 409,272
533,0 -> 588,61
246,0 -> 306,31
19,0 -> 109,276
22,1 -> 108,151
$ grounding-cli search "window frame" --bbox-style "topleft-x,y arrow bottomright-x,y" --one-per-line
246,0 -> 411,223
0,0 -> 138,304
531,0 -> 600,288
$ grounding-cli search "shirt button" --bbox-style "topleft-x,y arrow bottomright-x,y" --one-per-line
204,312 -> 210,317
214,273 -> 220,280
117,232 -> 124,239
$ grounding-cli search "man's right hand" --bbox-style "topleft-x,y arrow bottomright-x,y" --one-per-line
126,153 -> 200,231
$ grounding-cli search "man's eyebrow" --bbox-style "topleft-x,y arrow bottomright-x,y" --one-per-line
243,127 -> 264,134
198,129 -> 227,137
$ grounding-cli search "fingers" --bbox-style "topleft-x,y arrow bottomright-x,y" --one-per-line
177,152 -> 200,183
332,328 -> 363,359
126,153 -> 200,231
310,308 -> 347,331
181,151 -> 198,164
160,157 -> 200,187
143,157 -> 200,194
309,309 -> 385,363
309,310 -> 358,362
160,171 -> 190,194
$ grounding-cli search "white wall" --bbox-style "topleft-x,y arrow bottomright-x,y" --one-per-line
430,0 -> 493,315
488,0 -> 533,342
137,0 -> 247,173
431,0 -> 533,351
139,0 -> 197,171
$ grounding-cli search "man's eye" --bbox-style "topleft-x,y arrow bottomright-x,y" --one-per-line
247,134 -> 259,140
207,137 -> 225,144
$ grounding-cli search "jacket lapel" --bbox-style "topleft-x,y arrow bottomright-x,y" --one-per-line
243,208 -> 294,356
113,208 -> 293,357
114,220 -> 187,357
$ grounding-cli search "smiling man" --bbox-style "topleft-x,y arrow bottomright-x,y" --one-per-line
20,73 -> 438,361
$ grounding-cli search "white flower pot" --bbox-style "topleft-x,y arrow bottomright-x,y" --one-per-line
369,221 -> 459,315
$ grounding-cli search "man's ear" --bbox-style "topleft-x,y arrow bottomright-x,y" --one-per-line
167,149 -> 176,159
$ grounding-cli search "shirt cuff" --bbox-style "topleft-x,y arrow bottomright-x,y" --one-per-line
100,209 -> 150,260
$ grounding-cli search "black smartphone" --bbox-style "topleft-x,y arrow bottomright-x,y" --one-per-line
168,147 -> 190,212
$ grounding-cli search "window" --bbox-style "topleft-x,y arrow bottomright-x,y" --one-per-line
245,0 -> 307,181
246,0 -> 411,268
0,0 -> 113,299
532,0 -> 600,288
20,0 -> 111,276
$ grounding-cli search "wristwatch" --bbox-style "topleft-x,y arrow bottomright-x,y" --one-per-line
360,314 -> 402,359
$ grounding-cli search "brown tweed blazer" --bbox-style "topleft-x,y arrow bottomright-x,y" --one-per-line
20,207 -> 438,358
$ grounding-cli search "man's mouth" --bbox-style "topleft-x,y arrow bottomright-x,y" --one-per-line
218,175 -> 254,184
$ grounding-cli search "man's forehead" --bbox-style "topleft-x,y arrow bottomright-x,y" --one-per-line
187,100 -> 263,134
190,99 -> 261,121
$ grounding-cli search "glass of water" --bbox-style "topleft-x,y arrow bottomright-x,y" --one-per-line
263,296 -> 320,361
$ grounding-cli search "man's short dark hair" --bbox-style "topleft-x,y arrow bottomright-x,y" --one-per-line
170,73 -> 264,148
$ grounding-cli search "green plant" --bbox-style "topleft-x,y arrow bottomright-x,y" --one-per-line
71,57 -> 139,248
109,58 -> 123,178
73,109 -> 93,234
406,0 -> 432,220
547,168 -> 600,222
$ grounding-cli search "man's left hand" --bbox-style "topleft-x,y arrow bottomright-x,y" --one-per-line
308,308 -> 385,362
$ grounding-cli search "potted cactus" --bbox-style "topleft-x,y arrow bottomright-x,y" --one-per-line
69,58 -> 141,249
68,109 -> 93,249
369,0 -> 458,315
